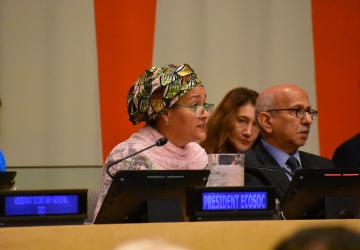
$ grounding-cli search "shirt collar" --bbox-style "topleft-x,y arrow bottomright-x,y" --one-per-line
261,139 -> 301,168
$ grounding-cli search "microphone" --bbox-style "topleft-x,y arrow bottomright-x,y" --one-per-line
244,151 -> 295,177
245,165 -> 294,177
105,137 -> 168,179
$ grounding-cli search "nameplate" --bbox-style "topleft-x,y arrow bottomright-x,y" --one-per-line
187,186 -> 275,221
202,191 -> 268,210
0,189 -> 87,226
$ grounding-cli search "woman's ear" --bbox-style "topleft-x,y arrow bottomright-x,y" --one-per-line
160,113 -> 170,127
257,112 -> 272,133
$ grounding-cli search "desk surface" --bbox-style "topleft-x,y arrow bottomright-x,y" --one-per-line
1,219 -> 360,250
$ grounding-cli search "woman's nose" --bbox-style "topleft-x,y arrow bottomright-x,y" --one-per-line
243,124 -> 252,135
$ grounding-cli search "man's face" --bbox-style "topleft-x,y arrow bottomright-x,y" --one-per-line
267,88 -> 313,154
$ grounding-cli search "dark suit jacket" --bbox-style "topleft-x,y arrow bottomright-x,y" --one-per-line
332,133 -> 360,169
245,142 -> 335,201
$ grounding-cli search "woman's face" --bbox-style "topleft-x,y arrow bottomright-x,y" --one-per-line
227,103 -> 260,152
166,86 -> 210,147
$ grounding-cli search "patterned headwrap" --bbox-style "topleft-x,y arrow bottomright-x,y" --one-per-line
127,64 -> 203,124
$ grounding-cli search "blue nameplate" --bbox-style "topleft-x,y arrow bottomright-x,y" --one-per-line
5,194 -> 79,216
186,186 -> 275,221
0,189 -> 87,226
202,191 -> 268,210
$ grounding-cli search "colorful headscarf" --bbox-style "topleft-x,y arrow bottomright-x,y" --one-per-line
127,64 -> 203,124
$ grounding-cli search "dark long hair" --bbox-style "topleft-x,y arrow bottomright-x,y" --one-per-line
201,87 -> 258,153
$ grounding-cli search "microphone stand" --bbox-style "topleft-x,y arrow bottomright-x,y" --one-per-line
105,138 -> 168,179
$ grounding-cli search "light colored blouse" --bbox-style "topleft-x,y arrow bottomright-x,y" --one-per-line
93,126 -> 208,221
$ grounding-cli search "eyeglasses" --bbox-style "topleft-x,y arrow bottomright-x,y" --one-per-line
174,103 -> 214,117
266,108 -> 318,120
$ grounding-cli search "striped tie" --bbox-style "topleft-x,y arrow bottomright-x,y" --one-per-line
286,156 -> 301,174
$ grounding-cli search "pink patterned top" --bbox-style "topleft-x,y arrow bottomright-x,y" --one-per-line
93,126 -> 208,221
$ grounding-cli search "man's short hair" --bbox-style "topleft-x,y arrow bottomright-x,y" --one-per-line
255,93 -> 273,113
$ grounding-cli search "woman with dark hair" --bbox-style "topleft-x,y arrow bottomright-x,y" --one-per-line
201,87 -> 259,153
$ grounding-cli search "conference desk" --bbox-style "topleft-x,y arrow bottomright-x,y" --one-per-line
1,219 -> 360,250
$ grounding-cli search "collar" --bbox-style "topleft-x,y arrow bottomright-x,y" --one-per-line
261,139 -> 302,168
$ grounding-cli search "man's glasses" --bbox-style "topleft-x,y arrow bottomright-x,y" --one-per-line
174,103 -> 214,117
266,108 -> 318,120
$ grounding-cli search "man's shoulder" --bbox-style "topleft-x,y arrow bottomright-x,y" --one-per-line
245,142 -> 278,168
247,141 -> 279,164
334,133 -> 360,153
299,151 -> 335,169
299,150 -> 330,160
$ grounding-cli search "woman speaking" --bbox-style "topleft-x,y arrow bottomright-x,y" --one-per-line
94,64 -> 214,220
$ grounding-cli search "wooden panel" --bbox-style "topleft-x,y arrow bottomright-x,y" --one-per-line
1,220 -> 360,250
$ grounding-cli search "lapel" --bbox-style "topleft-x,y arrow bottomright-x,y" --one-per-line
298,151 -> 317,169
253,142 -> 291,196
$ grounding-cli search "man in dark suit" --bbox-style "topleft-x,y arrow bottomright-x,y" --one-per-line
332,133 -> 360,169
245,84 -> 334,201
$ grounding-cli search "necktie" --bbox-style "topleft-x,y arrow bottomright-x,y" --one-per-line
286,156 -> 301,174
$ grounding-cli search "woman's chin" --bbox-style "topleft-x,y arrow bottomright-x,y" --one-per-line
194,133 -> 207,143
233,142 -> 252,152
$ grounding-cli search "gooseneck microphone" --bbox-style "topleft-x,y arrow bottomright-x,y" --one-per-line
246,165 -> 294,177
105,137 -> 168,179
